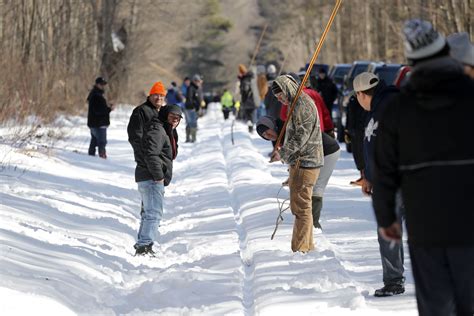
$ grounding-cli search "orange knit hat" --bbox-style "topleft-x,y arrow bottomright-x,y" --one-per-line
238,64 -> 247,75
149,81 -> 166,96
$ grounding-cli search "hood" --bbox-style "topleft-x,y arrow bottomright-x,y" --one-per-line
406,56 -> 467,110
273,75 -> 300,102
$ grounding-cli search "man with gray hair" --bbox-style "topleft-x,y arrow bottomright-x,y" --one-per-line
373,19 -> 474,315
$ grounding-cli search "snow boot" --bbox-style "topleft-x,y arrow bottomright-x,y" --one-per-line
134,243 -> 156,257
247,120 -> 254,133
190,128 -> 197,143
374,284 -> 405,297
185,127 -> 191,143
311,196 -> 323,229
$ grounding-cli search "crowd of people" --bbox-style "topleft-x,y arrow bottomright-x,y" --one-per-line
85,19 -> 474,315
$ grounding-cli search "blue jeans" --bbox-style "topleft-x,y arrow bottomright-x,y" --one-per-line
89,127 -> 107,156
185,109 -> 198,128
135,180 -> 165,247
378,192 -> 405,286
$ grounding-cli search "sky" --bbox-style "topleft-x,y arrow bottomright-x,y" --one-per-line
0,103 -> 417,315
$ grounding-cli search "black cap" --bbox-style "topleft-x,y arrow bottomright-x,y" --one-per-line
95,77 -> 107,85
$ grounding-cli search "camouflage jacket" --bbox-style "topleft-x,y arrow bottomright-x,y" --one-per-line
275,75 -> 323,168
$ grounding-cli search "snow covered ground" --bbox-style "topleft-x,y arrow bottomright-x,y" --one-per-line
0,103 -> 417,315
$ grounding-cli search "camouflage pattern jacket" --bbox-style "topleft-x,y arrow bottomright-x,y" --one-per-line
274,75 -> 323,168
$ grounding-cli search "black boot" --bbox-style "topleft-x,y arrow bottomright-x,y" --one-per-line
311,196 -> 323,229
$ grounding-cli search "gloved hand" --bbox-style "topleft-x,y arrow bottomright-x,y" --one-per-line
326,129 -> 335,139
344,130 -> 351,144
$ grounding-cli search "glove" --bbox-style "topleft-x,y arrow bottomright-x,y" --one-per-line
344,130 -> 351,144
326,129 -> 335,139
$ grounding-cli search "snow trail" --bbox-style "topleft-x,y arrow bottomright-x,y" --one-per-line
0,103 -> 417,315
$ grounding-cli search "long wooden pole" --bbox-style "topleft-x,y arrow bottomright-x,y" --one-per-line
274,0 -> 343,150
249,23 -> 268,68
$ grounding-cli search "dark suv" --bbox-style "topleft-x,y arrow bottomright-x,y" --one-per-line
367,62 -> 402,86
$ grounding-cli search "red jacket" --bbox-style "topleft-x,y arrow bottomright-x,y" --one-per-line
280,87 -> 334,132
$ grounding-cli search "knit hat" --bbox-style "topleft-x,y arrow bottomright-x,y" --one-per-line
447,32 -> 474,67
238,64 -> 247,75
158,104 -> 183,123
149,81 -> 166,96
192,74 -> 202,82
256,116 -> 276,140
95,77 -> 107,85
403,19 -> 446,60
165,104 -> 183,118
353,72 -> 379,92
267,64 -> 276,74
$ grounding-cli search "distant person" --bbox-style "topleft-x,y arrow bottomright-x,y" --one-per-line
180,77 -> 191,101
447,32 -> 474,79
238,64 -> 257,133
133,103 -> 182,256
184,74 -> 203,142
266,64 -> 277,81
269,74 -> 323,253
87,77 -> 115,159
315,68 -> 338,115
256,65 -> 268,120
165,81 -> 183,105
373,19 -> 474,315
346,95 -> 367,186
220,89 -> 234,120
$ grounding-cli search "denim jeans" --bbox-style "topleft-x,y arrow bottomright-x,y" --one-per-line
135,180 -> 165,247
378,192 -> 405,286
89,127 -> 107,156
185,109 -> 198,128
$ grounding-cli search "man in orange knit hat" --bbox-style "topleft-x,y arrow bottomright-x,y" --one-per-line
127,81 -> 167,255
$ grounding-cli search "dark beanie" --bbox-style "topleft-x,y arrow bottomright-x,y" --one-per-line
256,115 -> 276,140
271,81 -> 282,95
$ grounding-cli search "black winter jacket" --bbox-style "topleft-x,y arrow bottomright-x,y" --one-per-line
185,82 -> 201,111
127,99 -> 160,177
315,77 -> 338,111
372,57 -> 474,247
140,116 -> 174,186
87,87 -> 111,127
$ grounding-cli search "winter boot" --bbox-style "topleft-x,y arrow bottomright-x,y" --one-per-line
247,120 -> 254,133
185,127 -> 191,143
134,243 -> 156,257
99,151 -> 107,159
374,284 -> 405,297
190,128 -> 197,143
311,196 -> 323,229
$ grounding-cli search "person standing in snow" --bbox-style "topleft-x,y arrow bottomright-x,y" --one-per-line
220,89 -> 234,120
87,77 -> 115,158
353,72 -> 405,297
269,74 -> 323,253
372,20 -> 474,315
184,74 -> 202,143
257,115 -> 338,231
165,81 -> 183,106
238,64 -> 257,133
133,104 -> 183,256
256,65 -> 268,121
314,68 -> 338,115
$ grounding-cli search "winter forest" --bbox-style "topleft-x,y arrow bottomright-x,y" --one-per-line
1,0 -> 473,315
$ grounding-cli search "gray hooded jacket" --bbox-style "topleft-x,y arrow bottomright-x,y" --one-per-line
274,75 -> 323,168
